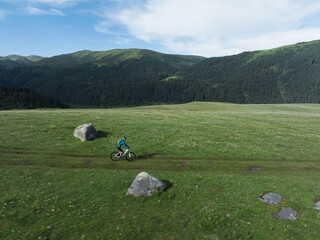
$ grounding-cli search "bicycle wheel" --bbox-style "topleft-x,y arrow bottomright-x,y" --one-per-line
126,152 -> 136,162
110,151 -> 120,161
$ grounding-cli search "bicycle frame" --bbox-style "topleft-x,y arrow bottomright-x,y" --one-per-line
117,148 -> 130,157
122,148 -> 131,157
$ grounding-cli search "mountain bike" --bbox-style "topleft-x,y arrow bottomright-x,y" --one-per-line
110,148 -> 136,162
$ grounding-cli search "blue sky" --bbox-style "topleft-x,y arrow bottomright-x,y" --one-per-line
1,0 -> 320,57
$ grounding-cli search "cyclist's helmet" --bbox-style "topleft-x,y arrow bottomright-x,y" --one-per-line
122,136 -> 127,140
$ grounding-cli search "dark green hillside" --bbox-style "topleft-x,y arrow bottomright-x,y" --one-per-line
0,55 -> 44,72
0,41 -> 319,107
0,60 -> 21,71
184,40 -> 320,103
0,49 -> 205,107
0,86 -> 69,110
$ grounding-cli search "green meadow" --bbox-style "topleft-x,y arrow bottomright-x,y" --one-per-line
1,102 -> 320,239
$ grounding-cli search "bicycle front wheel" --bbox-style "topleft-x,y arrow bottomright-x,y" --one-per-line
126,152 -> 136,162
110,152 -> 120,161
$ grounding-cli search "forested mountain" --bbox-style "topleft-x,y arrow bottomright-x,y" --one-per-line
0,86 -> 69,110
0,60 -> 21,71
0,41 -> 319,108
0,55 -> 43,72
184,41 -> 320,103
0,49 -> 205,107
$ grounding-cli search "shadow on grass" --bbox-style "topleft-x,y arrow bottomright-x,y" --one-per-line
153,180 -> 174,199
96,131 -> 111,139
136,152 -> 161,160
162,180 -> 174,191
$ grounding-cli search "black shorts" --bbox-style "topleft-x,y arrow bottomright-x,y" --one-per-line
117,146 -> 122,152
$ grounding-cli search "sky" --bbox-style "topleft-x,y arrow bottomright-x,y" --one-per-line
1,0 -> 320,57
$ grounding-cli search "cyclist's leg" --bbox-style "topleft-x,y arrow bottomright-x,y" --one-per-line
117,146 -> 123,156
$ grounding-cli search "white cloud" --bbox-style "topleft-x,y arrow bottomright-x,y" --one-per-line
94,21 -> 114,34
104,0 -> 320,56
27,6 -> 64,15
164,28 -> 320,57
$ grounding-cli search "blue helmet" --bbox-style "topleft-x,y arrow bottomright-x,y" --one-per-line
122,136 -> 127,140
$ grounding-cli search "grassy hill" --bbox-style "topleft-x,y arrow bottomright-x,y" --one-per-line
1,102 -> 320,239
0,55 -> 43,64
0,41 -> 319,107
29,49 -> 204,71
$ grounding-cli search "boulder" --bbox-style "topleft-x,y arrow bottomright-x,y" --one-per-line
126,172 -> 167,197
273,207 -> 298,221
73,123 -> 97,142
314,201 -> 320,210
259,192 -> 283,205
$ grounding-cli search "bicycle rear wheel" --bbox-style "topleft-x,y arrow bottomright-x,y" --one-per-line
110,151 -> 120,161
126,152 -> 136,162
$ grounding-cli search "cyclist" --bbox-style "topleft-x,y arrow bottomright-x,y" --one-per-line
116,136 -> 129,157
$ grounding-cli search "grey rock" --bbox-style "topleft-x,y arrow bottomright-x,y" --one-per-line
259,192 -> 283,205
73,123 -> 97,142
273,207 -> 298,220
126,172 -> 167,197
314,201 -> 320,210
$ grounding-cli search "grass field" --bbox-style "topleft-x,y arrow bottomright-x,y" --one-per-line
1,102 -> 320,239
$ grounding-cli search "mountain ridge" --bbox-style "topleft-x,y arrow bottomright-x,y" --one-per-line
0,54 -> 43,64
0,40 -> 319,107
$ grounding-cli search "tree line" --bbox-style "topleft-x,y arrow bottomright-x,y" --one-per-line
0,86 -> 69,110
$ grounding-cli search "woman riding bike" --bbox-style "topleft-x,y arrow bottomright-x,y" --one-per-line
110,136 -> 135,161
116,136 -> 129,157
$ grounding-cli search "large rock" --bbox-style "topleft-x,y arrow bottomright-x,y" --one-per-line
273,207 -> 298,221
314,201 -> 320,210
259,192 -> 283,205
73,123 -> 97,142
126,172 -> 167,197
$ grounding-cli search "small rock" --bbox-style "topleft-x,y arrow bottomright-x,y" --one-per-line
73,123 -> 97,142
126,172 -> 167,197
273,207 -> 298,221
259,192 -> 283,205
314,201 -> 320,210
